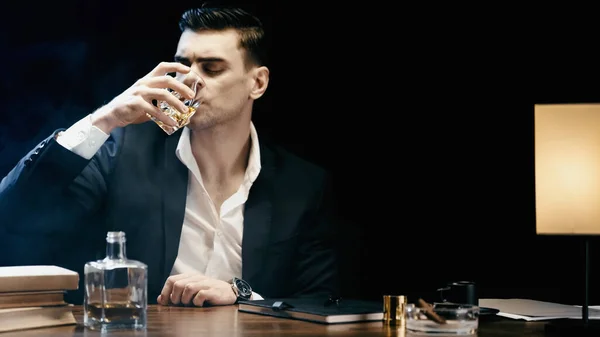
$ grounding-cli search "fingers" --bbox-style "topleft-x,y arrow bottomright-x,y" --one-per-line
163,274 -> 209,305
140,75 -> 196,100
180,281 -> 210,305
193,289 -> 217,307
142,87 -> 189,114
158,274 -> 195,305
188,280 -> 237,307
148,62 -> 192,78
131,97 -> 177,127
157,275 -> 237,307
101,62 -> 197,130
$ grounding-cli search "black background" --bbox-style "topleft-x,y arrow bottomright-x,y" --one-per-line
1,1 -> 600,306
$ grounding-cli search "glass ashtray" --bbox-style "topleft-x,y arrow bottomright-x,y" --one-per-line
405,302 -> 479,335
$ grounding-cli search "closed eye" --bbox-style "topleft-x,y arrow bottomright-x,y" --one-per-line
203,63 -> 225,76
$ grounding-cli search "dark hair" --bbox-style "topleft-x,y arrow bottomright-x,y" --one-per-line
178,6 -> 267,68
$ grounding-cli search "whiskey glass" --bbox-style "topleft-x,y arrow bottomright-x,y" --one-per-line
147,70 -> 205,135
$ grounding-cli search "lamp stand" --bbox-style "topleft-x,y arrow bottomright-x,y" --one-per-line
545,237 -> 600,336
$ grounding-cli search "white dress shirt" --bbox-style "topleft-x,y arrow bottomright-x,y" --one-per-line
56,115 -> 263,300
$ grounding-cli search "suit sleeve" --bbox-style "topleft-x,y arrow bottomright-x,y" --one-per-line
291,173 -> 341,298
0,118 -> 120,237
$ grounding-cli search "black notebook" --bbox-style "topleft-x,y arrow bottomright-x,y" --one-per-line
237,297 -> 383,324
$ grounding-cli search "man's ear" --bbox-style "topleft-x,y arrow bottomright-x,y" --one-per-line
250,66 -> 269,100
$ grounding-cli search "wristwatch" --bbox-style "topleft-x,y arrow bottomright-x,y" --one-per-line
230,277 -> 252,303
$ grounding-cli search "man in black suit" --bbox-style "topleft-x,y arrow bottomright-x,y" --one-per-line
0,6 -> 339,306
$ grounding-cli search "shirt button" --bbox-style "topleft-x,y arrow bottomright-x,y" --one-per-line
90,140 -> 96,146
217,232 -> 222,237
77,131 -> 86,140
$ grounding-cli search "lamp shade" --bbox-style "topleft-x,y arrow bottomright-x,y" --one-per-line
535,103 -> 600,235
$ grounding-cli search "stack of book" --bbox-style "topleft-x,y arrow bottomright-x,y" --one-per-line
0,265 -> 79,333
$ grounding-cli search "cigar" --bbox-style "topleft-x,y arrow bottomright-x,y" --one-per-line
417,298 -> 446,324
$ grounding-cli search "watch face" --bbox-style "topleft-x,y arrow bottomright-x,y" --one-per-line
234,278 -> 252,297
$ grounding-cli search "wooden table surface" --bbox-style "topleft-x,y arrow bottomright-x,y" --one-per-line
2,305 -> 548,336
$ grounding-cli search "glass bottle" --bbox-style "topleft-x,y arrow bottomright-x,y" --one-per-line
84,231 -> 147,331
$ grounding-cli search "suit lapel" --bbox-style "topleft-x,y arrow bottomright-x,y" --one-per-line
242,142 -> 275,285
161,128 -> 188,280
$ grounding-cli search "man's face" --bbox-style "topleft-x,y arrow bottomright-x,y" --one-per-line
174,28 -> 255,130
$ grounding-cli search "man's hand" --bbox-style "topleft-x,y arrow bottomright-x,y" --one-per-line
157,273 -> 237,307
91,62 -> 196,134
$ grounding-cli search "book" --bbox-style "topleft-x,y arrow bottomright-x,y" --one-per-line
0,265 -> 79,293
0,291 -> 67,309
238,297 -> 383,324
0,305 -> 77,333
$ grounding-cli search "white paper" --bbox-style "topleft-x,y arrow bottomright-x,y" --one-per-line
479,298 -> 600,321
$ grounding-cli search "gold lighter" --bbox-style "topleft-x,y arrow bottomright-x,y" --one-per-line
383,295 -> 407,327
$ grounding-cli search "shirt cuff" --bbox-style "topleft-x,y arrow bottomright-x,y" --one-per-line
55,114 -> 110,160
251,291 -> 264,300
